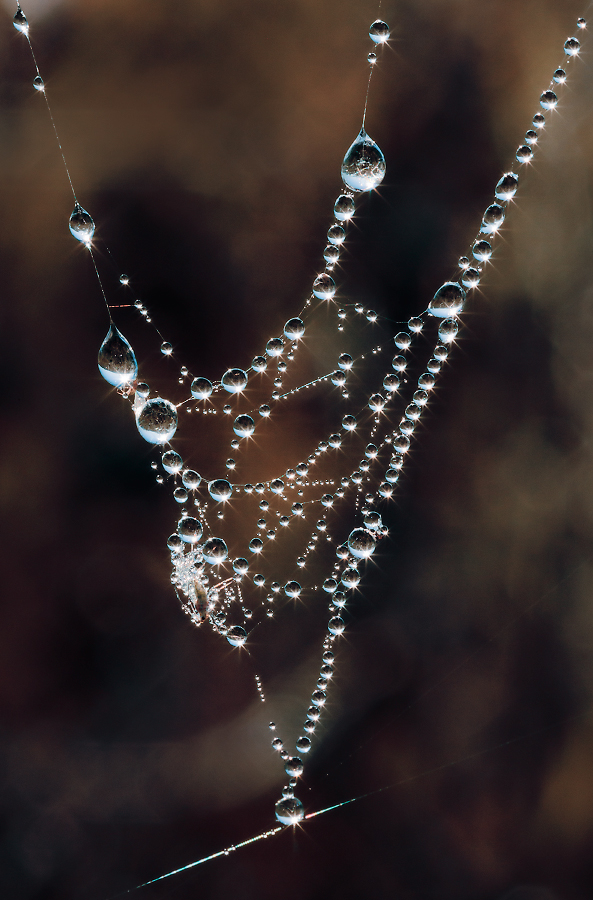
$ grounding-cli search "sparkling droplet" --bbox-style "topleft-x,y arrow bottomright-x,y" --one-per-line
327,224 -> 346,245
284,317 -> 305,340
472,240 -> 492,262
275,797 -> 304,825
516,145 -> 533,164
296,736 -> 311,754
312,273 -> 336,299
226,624 -> 247,647
408,317 -> 424,333
136,398 -> 178,444
341,567 -> 361,588
338,353 -> 353,370
285,756 -> 303,777
69,203 -> 95,245
191,377 -> 213,399
162,450 -> 182,474
438,318 -> 459,343
177,516 -> 203,544
285,581 -> 302,598
252,356 -> 267,373
249,537 -> 263,554
565,36 -> 581,55
348,528 -> 376,559
328,616 -> 346,635
480,203 -> 505,234
532,113 -> 545,129
203,537 -> 228,564
577,18 -> 586,29
383,373 -> 400,392
363,512 -> 382,531
311,689 -> 327,706
13,6 -> 28,34
369,19 -> 390,43
494,172 -> 518,201
394,332 -> 411,350
540,90 -> 558,110
341,128 -> 386,192
368,51 -> 377,64
461,267 -> 480,289
160,341 -> 173,356
553,68 -> 567,84
97,323 -> 138,386
209,479 -> 233,502
119,274 -> 129,285
233,557 -> 249,574
427,281 -> 466,318
221,368 -> 248,393
173,487 -> 187,503
368,393 -> 385,411
167,534 -> 183,553
334,194 -> 355,221
33,75 -> 45,92
342,415 -> 357,431
182,469 -> 201,490
233,414 -> 255,437
266,338 -> 284,357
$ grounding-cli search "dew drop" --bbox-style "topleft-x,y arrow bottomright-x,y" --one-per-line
383,373 -> 400,392
252,356 -> 267,372
203,537 -> 228,564
221,368 -> 248,393
369,19 -> 390,43
167,534 -> 183,553
461,267 -> 480,289
227,624 -> 247,647
284,317 -> 305,340
472,239 -> 492,262
577,17 -> 586,28
341,128 -> 386,192
532,113 -> 545,129
233,557 -> 249,574
494,172 -> 518,201
427,281 -> 466,318
174,487 -> 188,503
266,338 -> 284,357
190,377 -> 213,399
69,203 -> 95,245
162,450 -> 182,474
13,6 -> 28,34
119,274 -> 129,285
33,75 -> 45,92
97,323 -> 138,386
342,415 -> 357,431
341,567 -> 360,588
312,273 -> 336,299
177,516 -> 203,544
394,332 -> 411,350
338,353 -> 353,370
348,527 -> 376,559
275,797 -> 304,825
209,479 -> 233,502
136,398 -> 178,444
285,581 -> 302,598
540,90 -> 558,110
565,36 -> 581,55
516,145 -> 533,164
328,616 -> 346,635
553,68 -> 567,84
181,469 -> 201,490
327,224 -> 346,245
233,414 -> 255,437
285,757 -> 304,778
438,318 -> 459,343
334,194 -> 355,221
368,51 -> 377,64
160,341 -> 173,356
480,203 -> 505,234
249,538 -> 263,554
296,736 -> 311,754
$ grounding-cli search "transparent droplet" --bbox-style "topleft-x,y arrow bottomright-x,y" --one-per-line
259,404 -> 270,417
327,224 -> 346,246
383,373 -> 400,392
565,36 -> 581,55
553,68 -> 566,84
221,368 -> 248,393
341,128 -> 386,192
342,415 -> 357,431
516,145 -> 533,164
348,527 -> 376,559
427,281 -> 466,318
334,194 -> 355,221
119,274 -> 129,285
577,17 -> 586,28
203,537 -> 228,564
252,356 -> 267,373
136,398 -> 178,444
13,6 -> 28,34
338,353 -> 353,370
323,578 -> 338,594
480,203 -> 505,234
393,433 -> 411,453
385,468 -> 399,484
173,487 -> 188,503
285,756 -> 304,778
458,256 -> 470,269
162,450 -> 182,474
69,202 -> 95,244
177,516 -> 203,544
284,317 -> 305,340
418,372 -> 435,390
363,512 -> 382,531
275,797 -> 304,825
532,113 -> 545,129
461,267 -> 480,289
472,240 -> 492,262
392,355 -> 406,372
233,557 -> 249,574
540,90 -> 558,110
369,19 -> 390,43
434,343 -> 449,361
296,736 -> 311,754
494,172 -> 518,201
311,689 -> 327,707
249,537 -> 263,554
226,624 -> 247,647
438,318 -> 459,343
331,370 -> 347,387
160,341 -> 173,356
209,479 -> 233,502
266,338 -> 284,357
312,273 -> 336,299
524,129 -> 538,145
190,377 -> 213,399
181,469 -> 201,490
285,581 -> 301,598
167,534 -> 183,553
368,51 -> 377,64
328,615 -> 346,635
394,332 -> 411,350
33,75 -> 45,92
368,393 -> 385,411
97,323 -> 138,386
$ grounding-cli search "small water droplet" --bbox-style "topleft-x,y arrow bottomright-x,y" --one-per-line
266,338 -> 284,356
221,368 -> 248,393
203,537 -> 228,564
461,267 -> 480,289
284,317 -> 305,340
233,557 -> 249,574
181,469 -> 201,490
516,145 -> 533,164
69,203 -> 95,244
524,129 -> 538,145
472,239 -> 492,262
565,36 -> 581,56
427,281 -> 466,318
226,624 -> 247,646
577,17 -> 586,29
209,479 -> 233,502
162,451 -> 182,473
136,398 -> 178,444
369,19 -> 390,43
438,318 -> 459,343
480,203 -> 505,234
540,89 -> 558,110
553,67 -> 567,84
394,331 -> 411,350
494,172 -> 518,201
119,274 -> 129,285
13,6 -> 28,34
334,194 -> 355,221
341,128 -> 386,192
160,341 -> 173,356
532,113 -> 545,129
177,516 -> 202,543
33,75 -> 44,92
285,581 -> 302,598
368,52 -> 377,65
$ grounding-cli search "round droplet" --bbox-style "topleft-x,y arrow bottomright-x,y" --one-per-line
167,534 -> 183,553
565,36 -> 581,55
284,317 -> 305,340
202,537 -> 228,564
348,527 -> 376,559
227,624 -> 247,647
233,414 -> 255,437
391,355 -> 406,372
323,578 -> 338,593
369,19 -> 390,43
209,479 -> 233,502
516,145 -> 533,164
266,338 -> 284,357
338,353 -> 353,370
181,469 -> 201,490
177,516 -> 203,544
495,172 -> 518,201
438,318 -> 459,343
327,224 -> 346,246
285,757 -> 303,777
173,487 -> 187,503
33,75 -> 45,92
251,356 -> 267,373
162,450 -> 182,474
98,323 -> 138,386
458,256 -> 470,269
341,567 -> 361,588
553,67 -> 566,84
334,194 -> 355,221
368,393 -> 385,411
328,433 -> 342,448
577,17 -> 586,28
285,581 -> 302,598
249,538 -> 264,554
270,479 -> 284,494
328,616 -> 346,635
296,736 -> 311,754
428,281 -> 466,318
221,368 -> 248,393
461,267 -> 480,289
532,113 -> 545,129
191,377 -> 213,399
540,90 -> 558,110
524,129 -> 538,145
69,203 -> 95,244
160,341 -> 173,356
311,689 -> 327,707
13,7 -> 28,34
342,415 -> 357,431
275,797 -> 304,825
323,244 -> 340,264
312,273 -> 336,299
341,128 -> 386,192
383,373 -> 400,392
472,240 -> 492,262
119,274 -> 129,285
136,398 -> 178,444
233,557 -> 248,574
385,468 -> 399,484
368,51 -> 377,64
480,203 -> 505,234
394,332 -> 411,350
331,370 -> 346,387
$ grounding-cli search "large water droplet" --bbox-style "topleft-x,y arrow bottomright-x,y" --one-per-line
233,414 -> 254,437
312,273 -> 336,299
275,797 -> 304,825
136,398 -> 178,444
472,239 -> 492,262
181,469 -> 201,490
427,281 -> 466,318
97,323 -> 138,386
227,624 -> 247,647
284,317 -> 305,340
266,338 -> 284,357
494,172 -> 518,201
162,450 -> 182,474
13,6 -> 28,34
327,224 -> 346,245
348,528 -> 376,559
177,516 -> 203,544
296,736 -> 311,754
540,90 -> 558,110
69,202 -> 95,245
564,37 -> 580,55
221,368 -> 248,393
285,757 -> 304,777
285,581 -> 302,598
202,537 -> 228,564
369,19 -> 390,43
191,377 -> 213,399
341,128 -> 386,192
209,479 -> 233,502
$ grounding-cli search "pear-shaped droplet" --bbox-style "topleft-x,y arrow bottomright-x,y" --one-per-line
69,202 -> 95,244
428,281 -> 466,318
13,6 -> 28,34
33,76 -> 45,92
341,128 -> 386,192
136,398 -> 178,444
98,323 -> 138,386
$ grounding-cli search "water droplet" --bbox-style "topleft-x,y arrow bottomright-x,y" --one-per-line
338,353 -> 353,370
383,373 -> 400,393
393,433 -> 411,453
525,129 -> 538,144
480,203 -> 505,234
540,90 -> 558,110
266,338 -> 284,356
516,145 -> 533,164
97,323 -> 138,386
221,368 -> 248,393
348,527 -> 376,559
189,377 -> 212,399
532,113 -> 545,129
167,534 -> 183,553
182,469 -> 201,490
209,479 -> 233,502
334,194 -> 355,221
472,240 -> 492,262
252,356 -> 267,373
394,332 -> 411,350
368,393 -> 385,411
162,450 -> 182,474
494,172 -> 518,201
565,36 -> 581,55
227,624 -> 247,647
392,355 -> 406,372
296,736 -> 311,754
160,341 -> 173,356
285,756 -> 304,778
461,267 -> 480,289
342,415 -> 357,431
369,19 -> 390,43
136,398 -> 178,444
275,797 -> 304,825
249,537 -> 263,553
363,512 -> 382,531
233,557 -> 249,574
285,581 -> 301,598
174,487 -> 188,503
203,537 -> 228,564
553,67 -> 567,84
368,51 -> 377,64
33,75 -> 44,92
328,615 -> 346,634
341,128 -> 386,192
327,224 -> 346,245
438,318 -> 459,343
341,567 -> 361,588
427,281 -> 466,318
13,6 -> 28,34
69,203 -> 95,245
312,273 -> 336,299
177,516 -> 203,543
259,404 -> 270,417
284,317 -> 305,340
119,274 -> 129,285
233,414 -> 255,438
577,17 -> 586,29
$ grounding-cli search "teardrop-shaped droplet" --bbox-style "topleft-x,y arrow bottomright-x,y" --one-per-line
136,398 -> 178,444
369,19 -> 390,43
13,6 -> 28,34
428,281 -> 466,318
33,75 -> 45,92
69,202 -> 95,244
341,128 -> 386,192
494,172 -> 518,201
98,323 -> 138,386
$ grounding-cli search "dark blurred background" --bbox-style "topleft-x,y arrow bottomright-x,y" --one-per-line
2,0 -> 593,898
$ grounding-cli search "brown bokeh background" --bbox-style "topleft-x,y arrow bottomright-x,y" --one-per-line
2,0 -> 593,898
